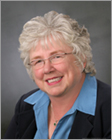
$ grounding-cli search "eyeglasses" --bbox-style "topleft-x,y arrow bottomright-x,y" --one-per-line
28,52 -> 76,70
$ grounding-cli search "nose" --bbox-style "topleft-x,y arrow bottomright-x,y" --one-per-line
43,60 -> 55,74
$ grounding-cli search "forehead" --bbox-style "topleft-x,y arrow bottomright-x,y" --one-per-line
30,37 -> 73,59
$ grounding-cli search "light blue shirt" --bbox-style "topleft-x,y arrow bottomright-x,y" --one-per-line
24,74 -> 97,139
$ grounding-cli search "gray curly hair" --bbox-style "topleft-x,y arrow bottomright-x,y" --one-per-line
19,11 -> 96,80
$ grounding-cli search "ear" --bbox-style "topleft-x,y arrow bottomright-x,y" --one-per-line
83,61 -> 86,69
82,61 -> 86,73
82,54 -> 87,69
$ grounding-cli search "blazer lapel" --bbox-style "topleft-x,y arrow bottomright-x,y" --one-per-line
69,111 -> 94,139
17,108 -> 37,139
21,118 -> 37,139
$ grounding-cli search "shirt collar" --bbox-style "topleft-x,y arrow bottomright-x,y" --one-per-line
74,74 -> 97,115
24,74 -> 97,116
24,90 -> 50,108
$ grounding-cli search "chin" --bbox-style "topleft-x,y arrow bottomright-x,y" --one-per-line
48,93 -> 63,98
41,85 -> 67,97
46,89 -> 65,98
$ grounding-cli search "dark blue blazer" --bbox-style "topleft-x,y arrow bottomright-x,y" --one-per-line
4,80 -> 111,139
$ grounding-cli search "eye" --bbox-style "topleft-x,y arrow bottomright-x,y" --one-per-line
34,59 -> 43,65
54,54 -> 62,59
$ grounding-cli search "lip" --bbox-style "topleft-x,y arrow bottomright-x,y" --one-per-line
45,76 -> 63,86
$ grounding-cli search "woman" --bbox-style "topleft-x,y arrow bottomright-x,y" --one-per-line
4,11 -> 111,139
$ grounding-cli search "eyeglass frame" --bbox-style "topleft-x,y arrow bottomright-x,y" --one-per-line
28,52 -> 76,69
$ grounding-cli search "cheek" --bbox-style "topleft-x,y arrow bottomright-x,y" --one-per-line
66,62 -> 82,80
33,69 -> 44,81
55,61 -> 73,74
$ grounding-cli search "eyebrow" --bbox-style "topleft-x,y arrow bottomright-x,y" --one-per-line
31,50 -> 65,60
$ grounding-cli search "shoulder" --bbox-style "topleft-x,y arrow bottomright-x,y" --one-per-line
20,88 -> 39,101
96,79 -> 111,116
15,88 -> 39,113
97,79 -> 111,92
95,80 -> 111,137
97,79 -> 111,102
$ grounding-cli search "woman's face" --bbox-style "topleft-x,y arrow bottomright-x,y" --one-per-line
29,38 -> 86,98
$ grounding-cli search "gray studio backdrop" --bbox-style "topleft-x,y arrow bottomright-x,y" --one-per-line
1,1 -> 111,138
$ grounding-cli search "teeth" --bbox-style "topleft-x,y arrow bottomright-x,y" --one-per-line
48,77 -> 62,83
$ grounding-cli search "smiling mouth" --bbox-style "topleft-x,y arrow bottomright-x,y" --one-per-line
46,76 -> 63,85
